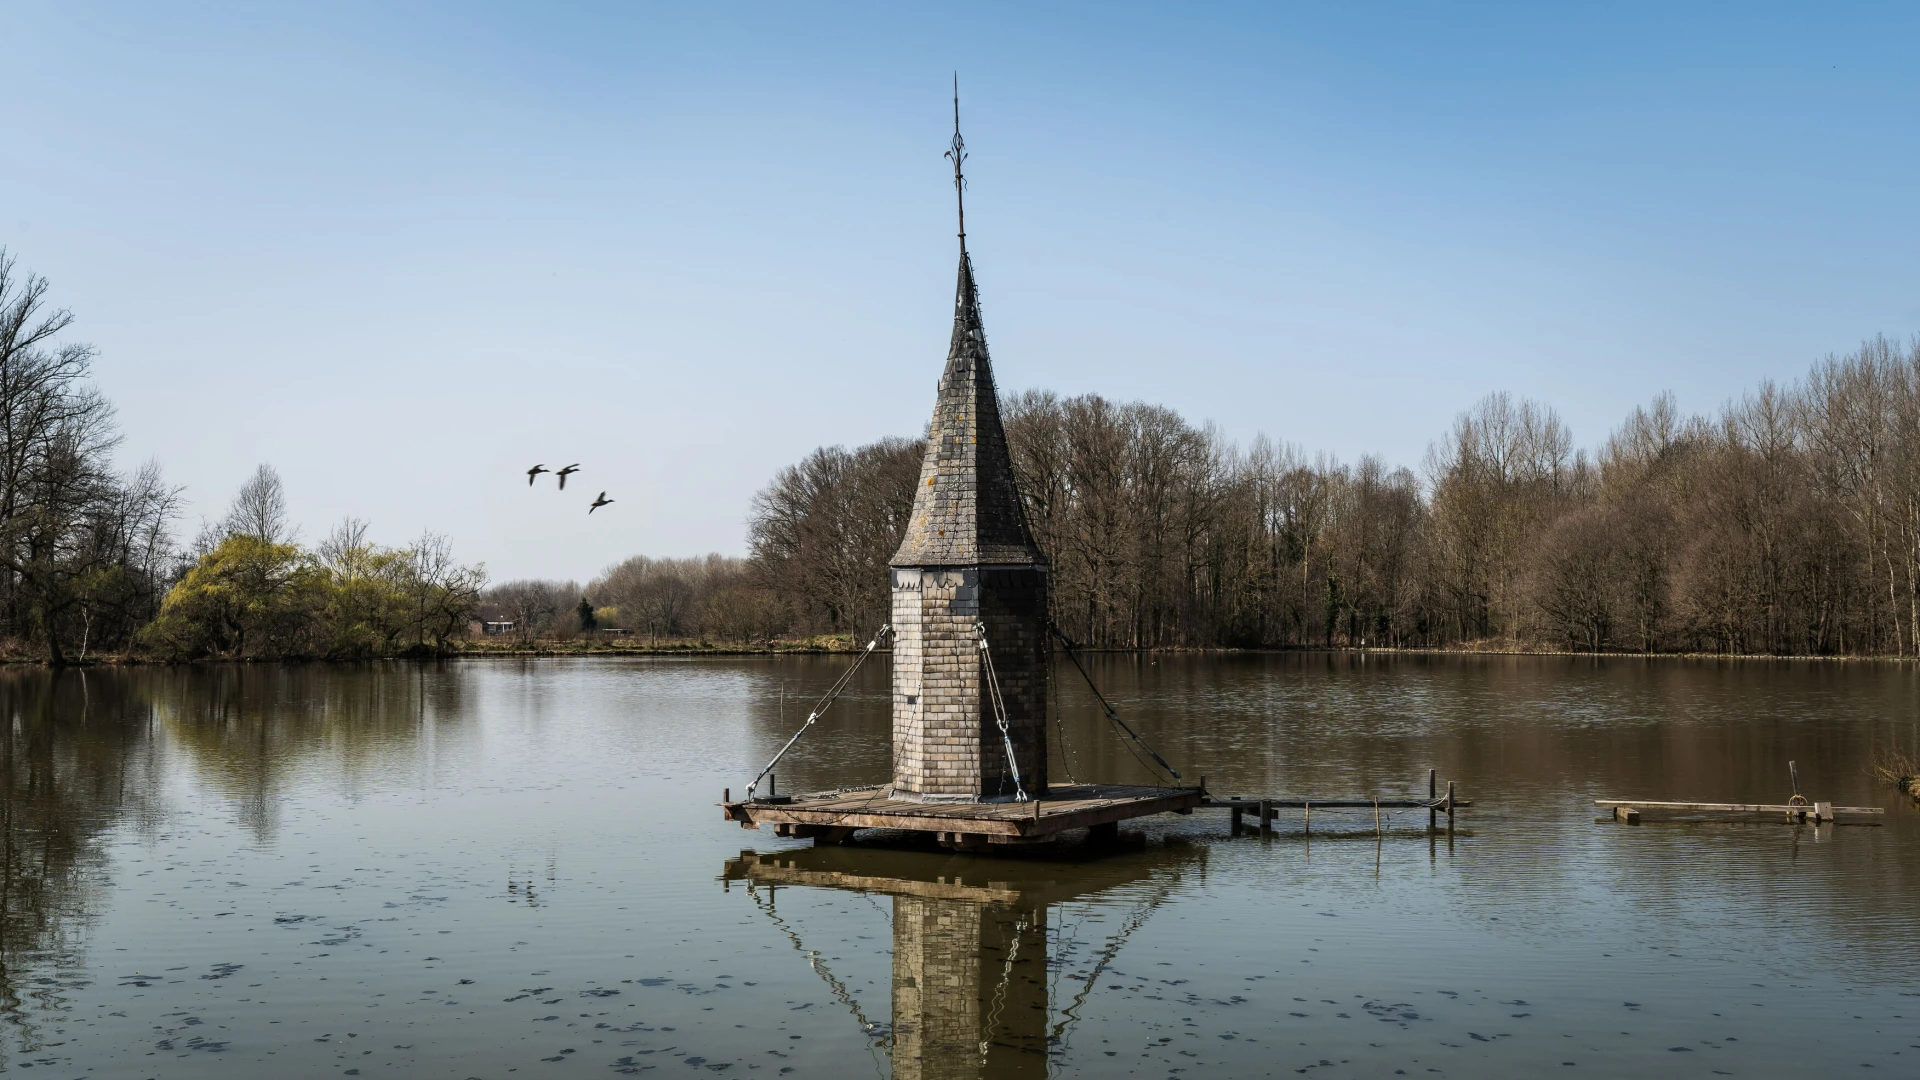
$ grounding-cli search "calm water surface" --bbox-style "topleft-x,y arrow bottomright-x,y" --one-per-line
3,654 -> 1918,1078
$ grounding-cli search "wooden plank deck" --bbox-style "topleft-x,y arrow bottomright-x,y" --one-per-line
721,783 -> 1200,843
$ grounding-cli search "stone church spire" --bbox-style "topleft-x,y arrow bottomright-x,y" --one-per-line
890,80 -> 1042,570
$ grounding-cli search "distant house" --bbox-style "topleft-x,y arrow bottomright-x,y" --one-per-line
467,602 -> 517,638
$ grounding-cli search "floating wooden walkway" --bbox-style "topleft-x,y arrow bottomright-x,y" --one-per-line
721,783 -> 1201,848
722,769 -> 1472,848
1595,798 -> 1883,824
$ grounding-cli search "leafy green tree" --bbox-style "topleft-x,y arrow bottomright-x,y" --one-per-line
141,535 -> 329,658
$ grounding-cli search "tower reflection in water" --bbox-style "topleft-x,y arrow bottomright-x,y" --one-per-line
722,843 -> 1202,1079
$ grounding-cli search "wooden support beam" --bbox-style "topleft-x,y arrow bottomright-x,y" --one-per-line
1259,799 -> 1272,837
1428,769 -> 1437,833
1594,799 -> 1881,820
777,823 -> 853,840
1203,798 -> 1474,810
1614,806 -> 1640,824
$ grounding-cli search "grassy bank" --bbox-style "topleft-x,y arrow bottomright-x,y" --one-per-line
445,634 -> 863,657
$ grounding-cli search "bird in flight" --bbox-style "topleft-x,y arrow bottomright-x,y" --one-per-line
556,464 -> 581,489
526,464 -> 548,486
589,492 -> 614,513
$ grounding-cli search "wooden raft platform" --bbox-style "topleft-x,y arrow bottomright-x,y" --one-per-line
721,783 -> 1201,847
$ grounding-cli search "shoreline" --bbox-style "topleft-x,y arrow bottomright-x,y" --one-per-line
11,640 -> 1918,668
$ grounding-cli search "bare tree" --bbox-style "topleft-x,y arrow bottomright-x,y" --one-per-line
0,251 -> 180,662
747,437 -> 921,639
224,464 -> 291,544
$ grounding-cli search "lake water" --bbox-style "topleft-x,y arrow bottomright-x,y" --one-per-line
4,654 -> 1918,1078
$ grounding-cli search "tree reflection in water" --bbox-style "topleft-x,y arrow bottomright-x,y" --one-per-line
147,662 -> 457,839
724,842 -> 1205,1080
0,662 -> 458,1064
0,670 -> 158,1065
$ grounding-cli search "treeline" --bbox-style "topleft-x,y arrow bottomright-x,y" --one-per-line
0,251 -> 487,662
484,553 -> 785,644
747,336 -> 1920,657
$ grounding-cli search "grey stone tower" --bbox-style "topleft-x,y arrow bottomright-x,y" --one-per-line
887,145 -> 1050,801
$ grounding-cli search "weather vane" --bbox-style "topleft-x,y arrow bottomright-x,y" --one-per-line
946,72 -> 967,247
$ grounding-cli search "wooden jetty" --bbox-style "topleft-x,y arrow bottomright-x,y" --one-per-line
722,782 -> 1201,848
1595,798 -> 1883,825
1204,769 -> 1468,835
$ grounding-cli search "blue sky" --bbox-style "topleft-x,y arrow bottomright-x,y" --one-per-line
6,3 -> 1918,581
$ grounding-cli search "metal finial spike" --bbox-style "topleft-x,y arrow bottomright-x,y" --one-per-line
945,72 -> 967,247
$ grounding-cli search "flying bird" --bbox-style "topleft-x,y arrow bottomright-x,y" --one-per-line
556,464 -> 581,490
589,492 -> 614,513
526,464 -> 548,486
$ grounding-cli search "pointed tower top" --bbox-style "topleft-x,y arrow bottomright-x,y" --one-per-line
891,94 -> 1043,569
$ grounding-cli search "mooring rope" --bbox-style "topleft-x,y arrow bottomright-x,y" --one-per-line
1048,657 -> 1081,784
1048,876 -> 1180,1055
743,625 -> 890,800
743,884 -> 889,1076
974,621 -> 1028,802
978,913 -> 1029,1064
1046,622 -> 1183,784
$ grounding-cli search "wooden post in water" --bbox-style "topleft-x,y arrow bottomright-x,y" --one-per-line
1428,769 -> 1437,833
769,773 -> 776,799
724,788 -> 730,804
1230,804 -> 1243,835
1304,801 -> 1311,836
1259,799 -> 1273,836
1445,781 -> 1455,832
1374,799 -> 1381,838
